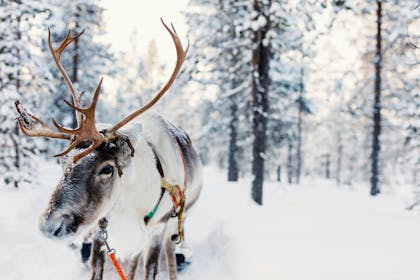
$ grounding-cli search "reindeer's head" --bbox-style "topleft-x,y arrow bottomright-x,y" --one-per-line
39,139 -> 133,240
15,19 -> 188,241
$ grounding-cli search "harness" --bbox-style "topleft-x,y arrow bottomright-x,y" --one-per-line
98,143 -> 188,280
144,146 -> 186,243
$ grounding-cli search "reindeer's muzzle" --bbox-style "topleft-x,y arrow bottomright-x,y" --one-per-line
39,212 -> 82,239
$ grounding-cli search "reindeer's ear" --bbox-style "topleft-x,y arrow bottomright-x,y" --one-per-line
58,156 -> 66,171
113,137 -> 134,169
58,154 -> 71,171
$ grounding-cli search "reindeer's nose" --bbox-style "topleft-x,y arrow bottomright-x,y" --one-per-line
39,213 -> 74,238
39,214 -> 63,238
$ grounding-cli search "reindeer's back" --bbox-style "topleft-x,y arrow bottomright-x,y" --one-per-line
135,113 -> 203,205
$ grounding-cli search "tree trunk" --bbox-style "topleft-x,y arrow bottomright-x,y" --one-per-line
336,136 -> 343,186
287,138 -> 293,185
71,10 -> 80,128
13,16 -> 22,188
251,0 -> 270,205
16,16 -> 21,92
296,68 -> 304,184
227,103 -> 239,181
12,124 -> 20,188
325,153 -> 330,179
226,0 -> 240,182
370,0 -> 382,196
277,165 -> 281,182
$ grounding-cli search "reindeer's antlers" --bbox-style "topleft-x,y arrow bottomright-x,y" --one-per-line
16,20 -> 188,163
103,18 -> 189,138
15,78 -> 105,163
48,28 -> 85,125
52,78 -> 105,162
15,101 -> 72,140
16,29 -> 105,163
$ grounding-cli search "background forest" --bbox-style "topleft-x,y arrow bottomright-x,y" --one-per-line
1,0 -> 420,279
1,0 -> 418,201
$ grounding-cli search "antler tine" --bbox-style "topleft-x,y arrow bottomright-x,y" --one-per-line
88,78 -> 103,110
54,138 -> 82,157
15,101 -> 72,140
52,118 -> 80,134
48,28 -> 85,125
77,91 -> 86,105
105,19 -> 189,137
63,78 -> 103,115
70,139 -> 103,163
51,78 -> 105,162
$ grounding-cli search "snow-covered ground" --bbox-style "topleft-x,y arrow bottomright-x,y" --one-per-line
1,161 -> 420,280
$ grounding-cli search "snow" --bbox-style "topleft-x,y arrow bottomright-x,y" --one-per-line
1,161 -> 420,279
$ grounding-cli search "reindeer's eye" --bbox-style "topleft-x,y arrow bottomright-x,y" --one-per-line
99,165 -> 114,176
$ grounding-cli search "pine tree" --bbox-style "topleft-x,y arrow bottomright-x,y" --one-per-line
250,0 -> 271,205
185,0 -> 312,197
0,0 -> 54,187
355,0 -> 419,193
304,0 -> 419,191
370,0 -> 382,196
185,0 -> 253,177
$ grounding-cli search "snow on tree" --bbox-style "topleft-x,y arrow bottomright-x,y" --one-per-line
303,0 -> 419,194
184,0 -> 254,179
0,0 -> 55,188
183,0 -> 321,204
352,0 -> 420,193
0,0 -> 117,187
266,0 -> 323,185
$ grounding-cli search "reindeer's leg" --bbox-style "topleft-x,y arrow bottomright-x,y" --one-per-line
143,223 -> 166,280
164,234 -> 178,280
144,243 -> 161,280
127,253 -> 140,280
90,237 -> 105,280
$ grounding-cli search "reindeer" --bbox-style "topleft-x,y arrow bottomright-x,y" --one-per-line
15,20 -> 202,280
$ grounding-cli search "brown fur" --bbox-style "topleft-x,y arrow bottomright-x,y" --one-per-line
127,253 -> 141,280
164,235 -> 178,280
90,237 -> 105,280
144,244 -> 161,280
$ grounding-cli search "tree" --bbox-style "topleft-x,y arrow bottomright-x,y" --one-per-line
0,0 -> 54,187
359,0 -> 419,193
185,0 -> 253,179
250,0 -> 271,204
370,0 -> 382,196
185,0 -> 313,197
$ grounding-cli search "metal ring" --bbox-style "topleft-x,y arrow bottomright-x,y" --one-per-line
99,230 -> 108,242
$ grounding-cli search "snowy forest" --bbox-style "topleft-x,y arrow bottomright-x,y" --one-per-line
0,0 -> 419,279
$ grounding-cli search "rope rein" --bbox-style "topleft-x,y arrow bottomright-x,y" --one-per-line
98,218 -> 128,280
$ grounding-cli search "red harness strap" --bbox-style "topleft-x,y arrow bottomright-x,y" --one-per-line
178,142 -> 188,191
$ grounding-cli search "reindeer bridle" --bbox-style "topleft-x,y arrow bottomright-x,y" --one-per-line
15,19 -> 189,163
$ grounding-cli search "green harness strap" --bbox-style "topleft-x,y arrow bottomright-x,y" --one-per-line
144,143 -> 186,244
144,187 -> 165,224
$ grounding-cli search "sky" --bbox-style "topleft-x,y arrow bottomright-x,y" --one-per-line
101,0 -> 189,63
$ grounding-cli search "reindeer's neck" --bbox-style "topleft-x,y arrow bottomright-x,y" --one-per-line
114,135 -> 162,216
103,135 -> 164,257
